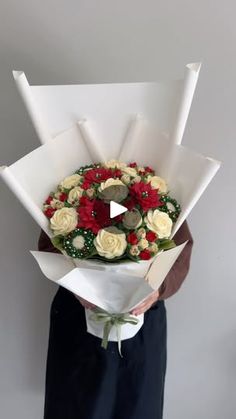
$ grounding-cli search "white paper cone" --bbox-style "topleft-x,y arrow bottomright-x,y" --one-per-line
13,63 -> 200,150
170,62 -> 201,145
13,71 -> 51,144
0,165 -> 50,235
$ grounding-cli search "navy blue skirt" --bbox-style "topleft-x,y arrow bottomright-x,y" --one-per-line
44,286 -> 167,419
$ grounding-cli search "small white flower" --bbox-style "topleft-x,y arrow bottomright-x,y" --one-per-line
137,228 -> 146,239
138,238 -> 149,250
129,245 -> 140,256
72,235 -> 85,250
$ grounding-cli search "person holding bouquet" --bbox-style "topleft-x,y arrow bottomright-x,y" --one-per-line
38,218 -> 193,419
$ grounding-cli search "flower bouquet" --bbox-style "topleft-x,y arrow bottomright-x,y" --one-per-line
43,160 -> 181,263
0,64 -> 221,353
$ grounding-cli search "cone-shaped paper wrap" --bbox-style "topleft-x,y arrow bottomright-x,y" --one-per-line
0,122 -> 221,237
30,241 -> 187,341
13,63 -> 201,148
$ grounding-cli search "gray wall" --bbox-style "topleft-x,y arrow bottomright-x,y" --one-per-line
0,1 -> 235,418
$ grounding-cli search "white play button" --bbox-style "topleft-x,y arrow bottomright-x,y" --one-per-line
110,201 -> 127,218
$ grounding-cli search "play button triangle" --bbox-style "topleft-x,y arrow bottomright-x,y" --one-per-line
110,201 -> 127,218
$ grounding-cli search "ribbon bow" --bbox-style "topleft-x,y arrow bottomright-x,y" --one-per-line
90,308 -> 139,357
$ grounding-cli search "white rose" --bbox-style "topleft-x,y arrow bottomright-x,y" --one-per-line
121,166 -> 137,177
59,174 -> 82,189
94,227 -> 127,259
146,175 -> 167,193
104,160 -> 126,169
68,186 -> 83,204
50,207 -> 78,236
144,209 -> 172,238
98,178 -> 124,192
121,174 -> 131,185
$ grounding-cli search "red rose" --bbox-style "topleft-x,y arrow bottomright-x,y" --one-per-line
139,249 -> 151,260
127,232 -> 138,245
129,181 -> 162,212
59,192 -> 68,202
44,207 -> 56,218
146,231 -> 157,242
144,166 -> 155,174
129,162 -> 137,168
45,195 -> 53,205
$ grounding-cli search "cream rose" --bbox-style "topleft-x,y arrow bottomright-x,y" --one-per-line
121,174 -> 131,185
98,178 -> 124,191
68,186 -> 83,204
50,207 -> 78,236
146,175 -> 167,193
59,174 -> 82,190
121,166 -> 137,177
94,227 -> 127,259
104,159 -> 126,169
144,209 -> 172,238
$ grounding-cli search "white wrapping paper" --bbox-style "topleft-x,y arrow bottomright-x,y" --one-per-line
13,62 -> 201,147
1,63 -> 220,343
30,242 -> 187,340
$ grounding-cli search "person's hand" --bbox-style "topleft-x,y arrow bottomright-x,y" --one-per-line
130,289 -> 160,316
73,294 -> 96,310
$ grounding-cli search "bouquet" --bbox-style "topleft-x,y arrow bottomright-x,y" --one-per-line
0,64 -> 221,355
43,160 -> 181,263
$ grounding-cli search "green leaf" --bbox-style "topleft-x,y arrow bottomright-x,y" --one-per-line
158,239 -> 176,251
51,235 -> 64,251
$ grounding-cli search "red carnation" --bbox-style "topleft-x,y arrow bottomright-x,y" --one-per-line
59,192 -> 68,202
81,180 -> 91,190
139,249 -> 151,260
129,181 -> 162,212
146,231 -> 157,242
44,207 -> 56,218
127,232 -> 138,245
